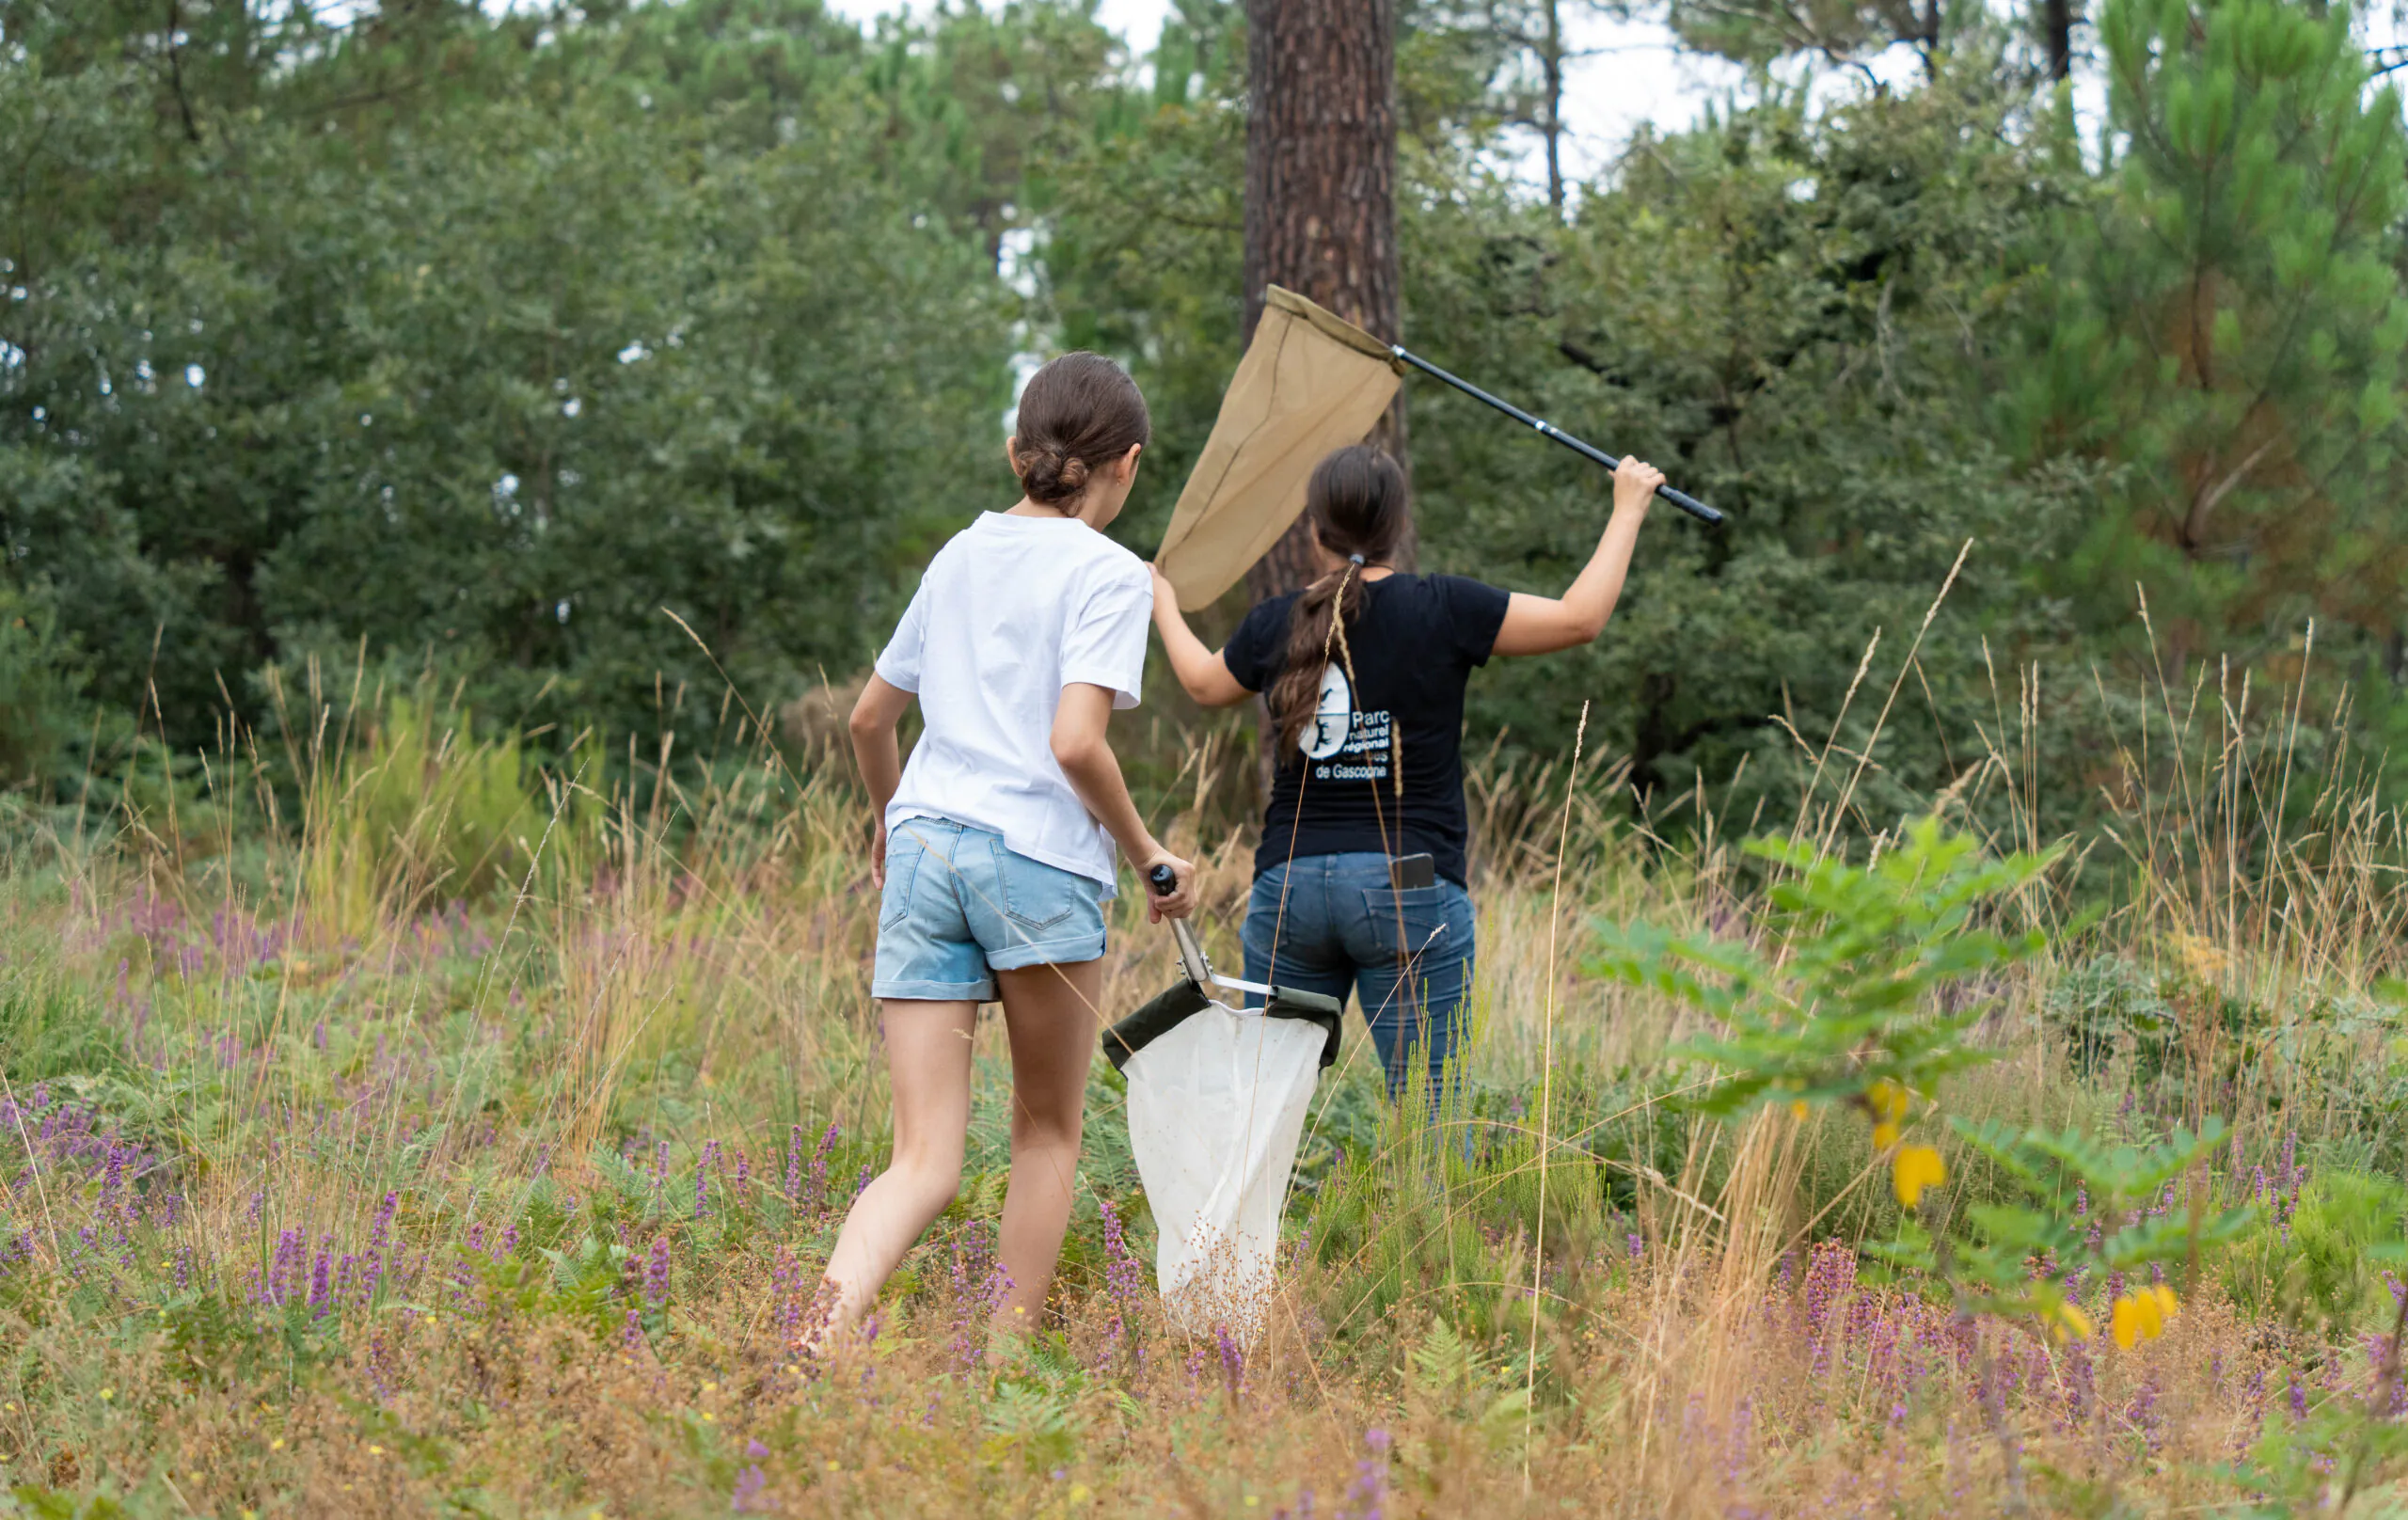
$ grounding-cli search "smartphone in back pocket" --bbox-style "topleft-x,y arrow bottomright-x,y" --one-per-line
1388,853 -> 1436,891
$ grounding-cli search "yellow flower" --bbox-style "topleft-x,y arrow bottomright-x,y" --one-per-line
99,1388 -> 114,1402
1892,1145 -> 1945,1209
700,1382 -> 717,1394
2150,1283 -> 2180,1322
2111,1290 -> 2166,1350
1867,1078 -> 1911,1124
270,1439 -> 285,1451
368,1445 -> 384,1456
2045,1301 -> 2096,1343
1790,1100 -> 1810,1120
1872,1121 -> 1901,1151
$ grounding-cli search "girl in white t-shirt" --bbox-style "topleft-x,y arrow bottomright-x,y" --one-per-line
822,353 -> 1197,1345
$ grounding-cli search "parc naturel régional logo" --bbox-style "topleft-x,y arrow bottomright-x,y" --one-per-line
1302,662 -> 1393,783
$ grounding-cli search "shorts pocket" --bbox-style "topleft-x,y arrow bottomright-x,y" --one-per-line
995,839 -> 1081,933
1358,884 -> 1461,963
879,829 -> 927,929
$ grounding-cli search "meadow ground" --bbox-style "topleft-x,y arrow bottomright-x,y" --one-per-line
2,653 -> 2405,1518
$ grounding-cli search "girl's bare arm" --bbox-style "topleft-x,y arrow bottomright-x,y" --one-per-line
1492,456 -> 1664,657
848,674 -> 916,885
1049,682 -> 1196,921
1149,567 -> 1253,707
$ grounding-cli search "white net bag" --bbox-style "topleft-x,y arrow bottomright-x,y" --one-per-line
1103,923 -> 1339,1343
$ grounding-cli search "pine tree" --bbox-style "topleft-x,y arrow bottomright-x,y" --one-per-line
2020,0 -> 2408,665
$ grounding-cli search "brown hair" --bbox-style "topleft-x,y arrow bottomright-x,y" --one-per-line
1010,352 -> 1151,505
1269,446 -> 1411,754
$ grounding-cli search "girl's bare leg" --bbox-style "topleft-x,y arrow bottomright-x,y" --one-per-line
990,958 -> 1104,1333
816,998 -> 978,1339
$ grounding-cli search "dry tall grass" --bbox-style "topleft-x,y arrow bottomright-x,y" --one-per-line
1,624 -> 2403,1517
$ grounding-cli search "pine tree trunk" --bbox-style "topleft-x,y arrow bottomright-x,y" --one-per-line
1242,0 -> 1408,602
1543,0 -> 1566,216
2044,0 -> 2074,80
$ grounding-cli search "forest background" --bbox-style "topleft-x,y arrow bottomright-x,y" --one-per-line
7,0 -> 2408,844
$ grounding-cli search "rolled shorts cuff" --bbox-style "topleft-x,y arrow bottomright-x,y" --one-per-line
986,927 -> 1108,972
872,974 -> 999,1003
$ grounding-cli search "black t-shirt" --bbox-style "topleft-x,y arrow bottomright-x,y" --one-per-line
1222,573 -> 1512,886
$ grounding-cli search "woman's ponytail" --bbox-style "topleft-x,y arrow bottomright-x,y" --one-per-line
1267,447 -> 1409,755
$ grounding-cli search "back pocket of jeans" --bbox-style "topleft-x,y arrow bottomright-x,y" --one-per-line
1358,885 -> 1456,963
996,839 -> 1080,933
879,831 -> 926,929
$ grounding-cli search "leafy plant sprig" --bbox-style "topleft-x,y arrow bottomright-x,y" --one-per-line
1591,817 -> 2253,1511
1591,816 -> 2053,1210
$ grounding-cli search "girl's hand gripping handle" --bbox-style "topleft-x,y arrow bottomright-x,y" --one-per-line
1144,855 -> 1197,924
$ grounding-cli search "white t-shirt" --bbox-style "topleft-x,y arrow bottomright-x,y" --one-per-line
874,512 -> 1153,888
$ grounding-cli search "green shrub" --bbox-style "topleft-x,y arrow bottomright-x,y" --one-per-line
0,580 -> 94,791
338,696 -> 537,904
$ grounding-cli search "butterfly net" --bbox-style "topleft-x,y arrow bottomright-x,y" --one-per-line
1105,979 -> 1338,1343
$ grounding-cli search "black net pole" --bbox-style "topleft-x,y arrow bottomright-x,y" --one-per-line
1390,346 -> 1724,526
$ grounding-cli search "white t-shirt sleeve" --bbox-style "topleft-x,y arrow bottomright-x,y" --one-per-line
1058,560 -> 1152,711
874,580 -> 931,693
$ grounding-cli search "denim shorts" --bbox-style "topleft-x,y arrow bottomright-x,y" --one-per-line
873,816 -> 1110,1002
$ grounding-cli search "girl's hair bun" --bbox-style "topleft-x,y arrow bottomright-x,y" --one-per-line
1017,448 -> 1089,501
1013,353 -> 1149,505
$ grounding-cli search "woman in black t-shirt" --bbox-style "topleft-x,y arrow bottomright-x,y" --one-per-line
1149,445 -> 1664,1103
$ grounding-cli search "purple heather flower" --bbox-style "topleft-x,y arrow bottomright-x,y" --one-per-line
731,1465 -> 769,1512
308,1237 -> 334,1318
644,1235 -> 672,1309
695,1140 -> 719,1218
1217,1322 -> 1245,1397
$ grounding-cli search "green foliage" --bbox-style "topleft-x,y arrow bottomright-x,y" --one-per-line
2017,0 -> 2408,662
538,1232 -> 640,1341
2044,953 -> 2177,1077
0,582 -> 93,791
2222,1169 -> 2408,1331
2222,1280 -> 2408,1517
2,0 -> 1013,759
1594,818 -> 2247,1369
1399,77 -> 2099,823
1894,1117 -> 2249,1329
1590,817 -> 2052,1119
338,696 -> 537,904
5,0 -> 2404,836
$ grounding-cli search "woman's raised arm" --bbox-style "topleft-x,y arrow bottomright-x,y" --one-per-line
1149,565 -> 1255,707
1492,456 -> 1663,657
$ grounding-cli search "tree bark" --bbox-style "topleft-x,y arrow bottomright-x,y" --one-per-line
1242,0 -> 1409,602
2043,0 -> 2075,80
1542,0 -> 1566,216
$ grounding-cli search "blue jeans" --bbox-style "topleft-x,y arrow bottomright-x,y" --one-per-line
1242,854 -> 1476,1102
